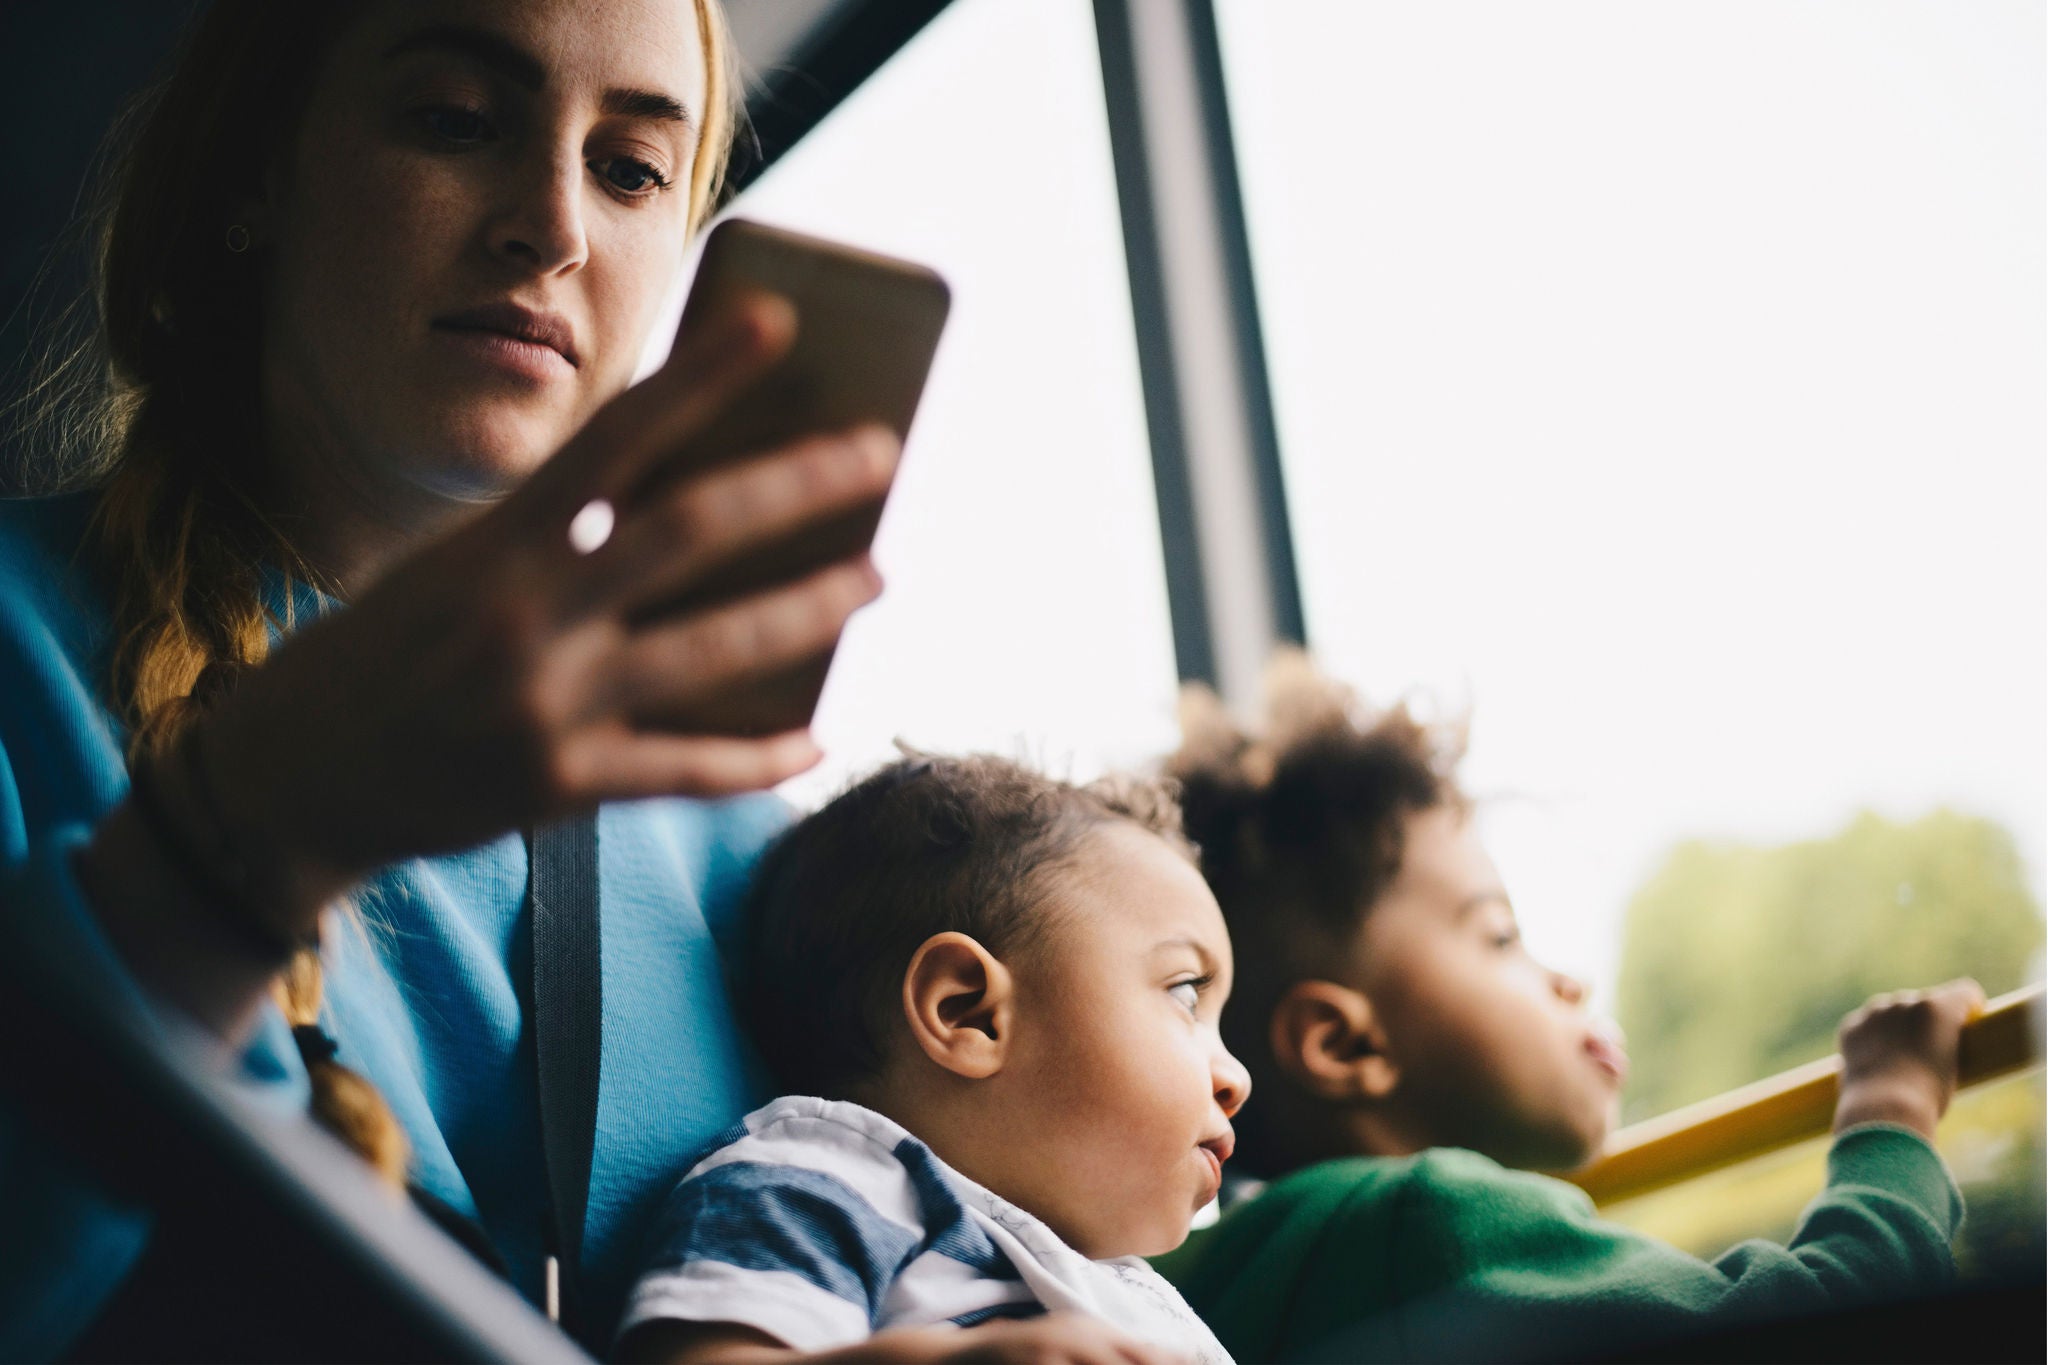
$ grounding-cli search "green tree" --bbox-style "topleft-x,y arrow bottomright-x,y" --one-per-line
1614,808 -> 2044,1124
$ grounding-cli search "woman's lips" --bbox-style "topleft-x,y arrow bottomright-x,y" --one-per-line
431,301 -> 579,383
431,325 -> 575,384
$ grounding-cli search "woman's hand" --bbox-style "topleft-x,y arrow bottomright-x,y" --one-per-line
1833,979 -> 1985,1140
131,296 -> 896,941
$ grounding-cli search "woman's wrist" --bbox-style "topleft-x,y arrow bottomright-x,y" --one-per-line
184,685 -> 371,926
125,746 -> 312,962
77,798 -> 296,1040
76,705 -> 365,1040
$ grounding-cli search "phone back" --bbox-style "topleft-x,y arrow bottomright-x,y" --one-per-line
657,218 -> 951,735
679,219 -> 951,465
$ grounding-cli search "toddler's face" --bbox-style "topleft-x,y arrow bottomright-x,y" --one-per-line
996,826 -> 1251,1259
1356,805 -> 1625,1170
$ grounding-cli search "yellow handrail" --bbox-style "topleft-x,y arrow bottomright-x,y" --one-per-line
1564,984 -> 2045,1207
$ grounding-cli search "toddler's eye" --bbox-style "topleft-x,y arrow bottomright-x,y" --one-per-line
1168,979 -> 1202,1012
591,156 -> 672,197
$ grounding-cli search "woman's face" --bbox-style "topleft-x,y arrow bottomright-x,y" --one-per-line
258,0 -> 707,508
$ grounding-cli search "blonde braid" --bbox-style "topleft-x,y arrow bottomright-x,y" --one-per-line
94,424 -> 414,1188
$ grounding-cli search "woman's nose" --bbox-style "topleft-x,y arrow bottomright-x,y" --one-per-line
1213,1045 -> 1252,1118
492,149 -> 588,275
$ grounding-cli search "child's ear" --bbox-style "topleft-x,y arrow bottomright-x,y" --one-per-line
1270,980 -> 1401,1102
901,932 -> 1014,1081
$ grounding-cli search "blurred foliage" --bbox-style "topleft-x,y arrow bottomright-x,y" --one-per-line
1614,808 -> 2044,1124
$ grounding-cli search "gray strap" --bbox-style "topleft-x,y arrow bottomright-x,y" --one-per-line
527,814 -> 601,1335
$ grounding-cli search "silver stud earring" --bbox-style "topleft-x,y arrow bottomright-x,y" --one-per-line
225,223 -> 253,254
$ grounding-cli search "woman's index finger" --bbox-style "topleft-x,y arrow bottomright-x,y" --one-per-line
523,293 -> 798,513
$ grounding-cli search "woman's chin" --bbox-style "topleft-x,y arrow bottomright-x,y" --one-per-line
408,412 -> 568,500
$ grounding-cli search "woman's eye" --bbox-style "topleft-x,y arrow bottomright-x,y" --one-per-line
1168,980 -> 1201,1012
421,106 -> 492,144
591,156 -> 671,197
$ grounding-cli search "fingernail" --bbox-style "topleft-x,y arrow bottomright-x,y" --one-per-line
854,424 -> 900,468
719,292 -> 796,353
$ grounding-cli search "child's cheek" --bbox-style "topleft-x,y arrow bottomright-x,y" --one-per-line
1499,954 -> 1560,1001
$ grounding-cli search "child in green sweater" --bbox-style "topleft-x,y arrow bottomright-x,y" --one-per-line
1151,652 -> 1981,1363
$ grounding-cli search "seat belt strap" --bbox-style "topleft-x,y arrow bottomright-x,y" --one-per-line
527,813 -> 601,1337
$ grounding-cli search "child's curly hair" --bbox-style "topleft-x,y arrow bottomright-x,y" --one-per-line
741,750 -> 1191,1099
1166,649 -> 1468,1173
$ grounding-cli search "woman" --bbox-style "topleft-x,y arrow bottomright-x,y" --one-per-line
0,0 -> 896,1352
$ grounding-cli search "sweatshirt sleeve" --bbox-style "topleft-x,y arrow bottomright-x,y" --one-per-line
0,816 -> 313,1359
1338,1133 -> 1962,1362
0,495 -> 320,1357
1164,1133 -> 1965,1364
0,827 -> 156,1361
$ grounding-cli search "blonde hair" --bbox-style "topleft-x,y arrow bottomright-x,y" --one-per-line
24,0 -> 743,1185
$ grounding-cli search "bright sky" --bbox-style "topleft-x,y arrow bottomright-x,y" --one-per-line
670,0 -> 2045,1010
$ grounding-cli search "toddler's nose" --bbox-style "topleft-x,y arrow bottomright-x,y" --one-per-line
1213,1046 -> 1252,1117
1553,970 -> 1589,1007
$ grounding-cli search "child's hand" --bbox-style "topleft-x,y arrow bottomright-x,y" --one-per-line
1833,979 -> 1985,1140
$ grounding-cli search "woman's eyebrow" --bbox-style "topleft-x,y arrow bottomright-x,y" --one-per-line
604,88 -> 697,135
384,25 -> 546,90
382,24 -> 698,133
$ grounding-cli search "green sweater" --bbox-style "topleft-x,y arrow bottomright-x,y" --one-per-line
1153,1125 -> 1962,1363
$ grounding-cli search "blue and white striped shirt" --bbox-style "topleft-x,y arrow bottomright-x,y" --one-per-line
620,1097 -> 1230,1361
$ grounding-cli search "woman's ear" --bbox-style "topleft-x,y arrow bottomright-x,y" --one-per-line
1270,979 -> 1401,1102
901,932 -> 1014,1081
227,147 -> 290,250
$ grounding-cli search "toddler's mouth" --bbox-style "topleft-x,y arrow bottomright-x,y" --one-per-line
1584,1023 -> 1630,1085
1197,1131 -> 1235,1194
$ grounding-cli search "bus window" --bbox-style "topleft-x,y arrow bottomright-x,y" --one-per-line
1210,4 -> 2043,1073
1212,0 -> 2043,1265
688,0 -> 1181,802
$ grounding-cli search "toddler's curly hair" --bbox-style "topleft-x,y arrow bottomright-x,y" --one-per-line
1166,649 -> 1468,1172
741,751 -> 1190,1098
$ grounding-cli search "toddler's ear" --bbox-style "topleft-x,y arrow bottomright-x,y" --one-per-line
1271,980 -> 1401,1102
902,933 -> 1014,1080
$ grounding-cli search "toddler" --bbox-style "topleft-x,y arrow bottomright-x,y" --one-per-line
1153,652 -> 1979,1363
616,755 -> 1249,1365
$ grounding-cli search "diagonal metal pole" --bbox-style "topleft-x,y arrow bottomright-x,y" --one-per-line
1093,0 -> 1304,711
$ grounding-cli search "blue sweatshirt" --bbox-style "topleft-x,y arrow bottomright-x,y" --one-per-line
0,492 -> 786,1355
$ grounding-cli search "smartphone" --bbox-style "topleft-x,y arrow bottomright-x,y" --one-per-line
649,217 -> 951,737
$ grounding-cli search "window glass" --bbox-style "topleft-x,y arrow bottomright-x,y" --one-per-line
1214,0 -> 2044,1116
1603,1071 -> 2045,1282
675,0 -> 1182,803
